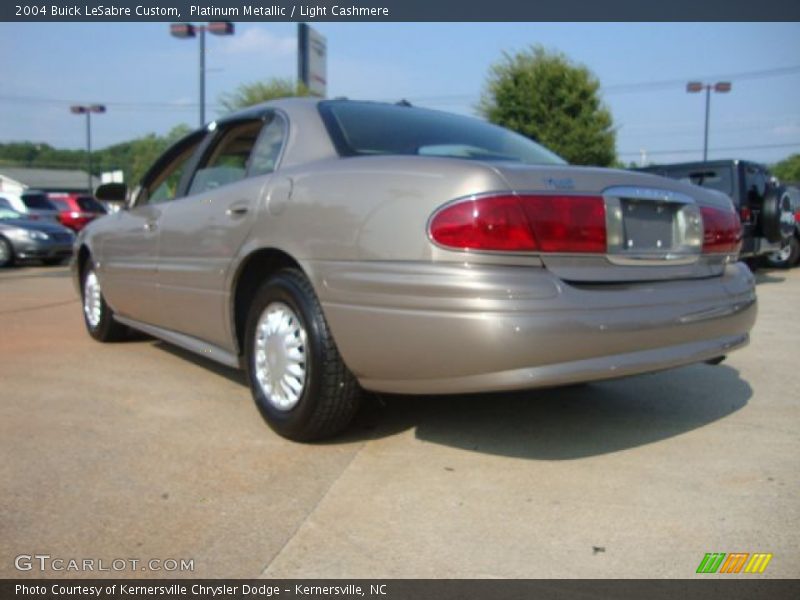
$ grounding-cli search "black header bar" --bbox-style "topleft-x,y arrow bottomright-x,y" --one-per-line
3,0 -> 800,22
3,579 -> 800,600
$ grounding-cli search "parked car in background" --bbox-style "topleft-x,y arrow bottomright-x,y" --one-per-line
764,186 -> 800,268
2,190 -> 61,223
0,208 -> 75,267
637,160 -> 795,265
76,98 -> 757,441
48,193 -> 108,232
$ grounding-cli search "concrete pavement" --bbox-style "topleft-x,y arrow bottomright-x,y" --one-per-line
1,265 -> 798,578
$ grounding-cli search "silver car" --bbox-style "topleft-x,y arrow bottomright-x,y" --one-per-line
0,208 -> 75,267
75,98 -> 756,441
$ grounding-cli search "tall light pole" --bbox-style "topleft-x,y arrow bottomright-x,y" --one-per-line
686,81 -> 732,162
170,21 -> 235,127
70,104 -> 106,194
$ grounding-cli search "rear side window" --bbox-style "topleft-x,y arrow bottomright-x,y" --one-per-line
22,194 -> 55,209
247,115 -> 287,177
50,199 -> 69,210
77,196 -> 106,213
319,100 -> 566,165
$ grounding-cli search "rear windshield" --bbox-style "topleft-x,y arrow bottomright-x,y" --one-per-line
646,165 -> 735,197
77,196 -> 106,213
319,101 -> 566,165
22,194 -> 55,210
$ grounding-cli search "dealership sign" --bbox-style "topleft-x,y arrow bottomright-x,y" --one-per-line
298,23 -> 327,97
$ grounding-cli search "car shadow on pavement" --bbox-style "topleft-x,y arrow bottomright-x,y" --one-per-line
346,363 -> 752,460
146,337 -> 751,460
754,271 -> 786,285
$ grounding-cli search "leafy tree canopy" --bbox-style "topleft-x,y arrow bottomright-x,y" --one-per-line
772,153 -> 800,184
478,45 -> 616,167
0,124 -> 192,187
219,77 -> 310,113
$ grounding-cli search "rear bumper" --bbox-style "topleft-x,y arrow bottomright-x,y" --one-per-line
741,235 -> 782,258
312,260 -> 757,394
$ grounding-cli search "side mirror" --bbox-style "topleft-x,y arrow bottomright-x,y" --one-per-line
94,183 -> 127,203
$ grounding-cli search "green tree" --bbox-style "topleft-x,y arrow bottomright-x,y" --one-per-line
0,123 -> 192,187
478,45 -> 616,166
219,77 -> 310,113
772,154 -> 800,183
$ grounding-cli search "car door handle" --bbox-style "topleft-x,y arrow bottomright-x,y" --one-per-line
226,206 -> 249,217
144,221 -> 157,232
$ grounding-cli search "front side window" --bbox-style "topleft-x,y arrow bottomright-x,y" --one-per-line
136,131 -> 205,206
188,120 -> 264,196
148,145 -> 200,204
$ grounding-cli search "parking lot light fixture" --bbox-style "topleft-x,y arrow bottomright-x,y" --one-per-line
70,104 -> 106,194
686,81 -> 732,162
170,21 -> 235,127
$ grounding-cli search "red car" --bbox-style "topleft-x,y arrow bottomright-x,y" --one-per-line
48,193 -> 107,232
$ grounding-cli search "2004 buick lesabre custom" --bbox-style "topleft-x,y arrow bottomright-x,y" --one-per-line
73,98 -> 756,441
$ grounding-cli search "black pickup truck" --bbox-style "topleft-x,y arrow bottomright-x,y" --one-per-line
637,160 -> 795,263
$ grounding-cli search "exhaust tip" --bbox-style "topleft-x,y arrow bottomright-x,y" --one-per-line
705,356 -> 726,366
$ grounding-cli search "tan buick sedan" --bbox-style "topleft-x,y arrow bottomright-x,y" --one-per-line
74,98 -> 756,440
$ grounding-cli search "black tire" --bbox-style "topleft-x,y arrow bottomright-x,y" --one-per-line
244,268 -> 361,442
80,262 -> 128,342
743,257 -> 760,273
0,236 -> 15,268
760,186 -> 794,244
764,236 -> 800,269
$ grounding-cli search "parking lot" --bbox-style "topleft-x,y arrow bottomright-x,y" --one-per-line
1,263 -> 798,579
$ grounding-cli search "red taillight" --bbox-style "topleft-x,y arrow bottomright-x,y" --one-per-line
429,194 -> 606,253
702,206 -> 742,254
428,195 -> 537,251
519,195 -> 606,253
739,206 -> 751,223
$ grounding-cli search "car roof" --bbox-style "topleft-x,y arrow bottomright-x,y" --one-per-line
640,159 -> 766,170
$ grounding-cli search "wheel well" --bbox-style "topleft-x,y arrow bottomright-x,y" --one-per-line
232,248 -> 303,356
77,245 -> 91,278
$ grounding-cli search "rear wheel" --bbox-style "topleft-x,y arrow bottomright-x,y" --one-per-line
81,263 -> 127,342
244,269 -> 361,441
764,236 -> 800,269
0,237 -> 14,268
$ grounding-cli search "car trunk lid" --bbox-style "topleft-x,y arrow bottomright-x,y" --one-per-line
489,163 -> 738,283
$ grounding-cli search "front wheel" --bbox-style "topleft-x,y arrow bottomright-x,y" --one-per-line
764,236 -> 800,269
244,269 -> 361,442
81,263 -> 128,342
0,237 -> 14,268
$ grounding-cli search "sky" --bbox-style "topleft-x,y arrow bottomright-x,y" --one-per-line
1,22 -> 799,167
